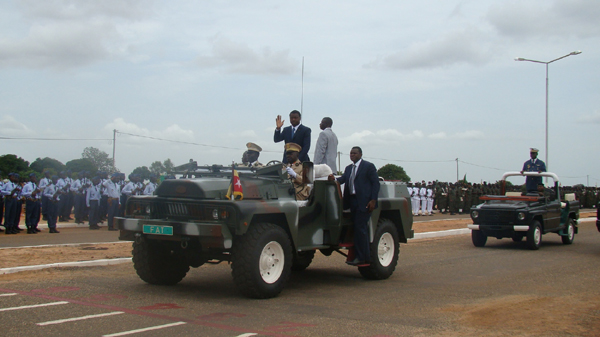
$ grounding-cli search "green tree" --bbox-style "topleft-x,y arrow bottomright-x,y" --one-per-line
0,154 -> 31,177
377,164 -> 411,182
66,158 -> 97,175
149,161 -> 166,175
163,159 -> 174,173
82,147 -> 116,173
30,157 -> 65,174
132,166 -> 152,181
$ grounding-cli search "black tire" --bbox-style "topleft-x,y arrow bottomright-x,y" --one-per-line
472,230 -> 487,247
527,221 -> 542,250
359,218 -> 399,280
512,233 -> 524,242
132,238 -> 190,285
291,251 -> 315,271
561,218 -> 575,245
231,223 -> 293,299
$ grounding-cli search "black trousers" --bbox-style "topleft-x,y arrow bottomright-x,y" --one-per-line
41,195 -> 48,218
46,201 -> 58,229
100,195 -> 108,220
350,196 -> 372,263
74,193 -> 86,222
3,198 -> 17,231
88,200 -> 99,226
0,198 -> 4,226
25,200 -> 41,229
107,198 -> 119,229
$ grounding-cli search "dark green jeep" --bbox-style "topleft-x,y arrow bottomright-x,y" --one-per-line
116,162 -> 413,298
469,172 -> 580,250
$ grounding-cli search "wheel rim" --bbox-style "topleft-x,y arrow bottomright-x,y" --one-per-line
534,226 -> 541,245
568,223 -> 574,240
259,241 -> 285,284
377,232 -> 395,267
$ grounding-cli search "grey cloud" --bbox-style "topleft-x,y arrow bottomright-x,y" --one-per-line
576,111 -> 600,124
366,28 -> 490,70
487,0 -> 600,39
0,0 -> 152,69
196,36 -> 296,75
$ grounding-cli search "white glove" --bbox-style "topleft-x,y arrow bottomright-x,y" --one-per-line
286,167 -> 297,178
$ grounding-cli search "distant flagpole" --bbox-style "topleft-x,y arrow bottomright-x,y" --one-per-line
301,57 -> 304,114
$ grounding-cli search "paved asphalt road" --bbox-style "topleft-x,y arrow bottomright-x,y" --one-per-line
1,220 -> 598,336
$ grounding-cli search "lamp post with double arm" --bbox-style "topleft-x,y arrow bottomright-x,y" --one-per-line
514,50 -> 581,173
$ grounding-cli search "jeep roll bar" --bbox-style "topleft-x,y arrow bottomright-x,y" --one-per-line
499,171 -> 560,196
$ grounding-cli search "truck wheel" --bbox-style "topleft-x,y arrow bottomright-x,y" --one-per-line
132,238 -> 190,285
359,219 -> 399,280
512,233 -> 524,242
527,221 -> 542,250
472,230 -> 487,247
561,218 -> 575,245
231,223 -> 292,299
291,251 -> 315,271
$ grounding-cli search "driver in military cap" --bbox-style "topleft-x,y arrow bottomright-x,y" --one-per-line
240,142 -> 264,168
284,143 -> 310,201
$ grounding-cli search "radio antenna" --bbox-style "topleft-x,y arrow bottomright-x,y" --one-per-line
301,56 -> 304,114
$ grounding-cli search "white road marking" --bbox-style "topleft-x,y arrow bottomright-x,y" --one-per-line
0,293 -> 18,297
0,301 -> 69,312
102,322 -> 187,336
37,311 -> 125,326
235,334 -> 258,337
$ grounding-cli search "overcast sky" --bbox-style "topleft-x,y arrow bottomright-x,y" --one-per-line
1,0 -> 598,185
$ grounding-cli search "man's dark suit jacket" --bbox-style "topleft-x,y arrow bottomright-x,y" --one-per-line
337,160 -> 380,211
274,124 -> 311,163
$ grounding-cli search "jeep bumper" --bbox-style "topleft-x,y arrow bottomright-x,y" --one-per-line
116,217 -> 233,249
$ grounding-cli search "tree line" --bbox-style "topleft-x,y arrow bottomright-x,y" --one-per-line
0,147 -> 175,181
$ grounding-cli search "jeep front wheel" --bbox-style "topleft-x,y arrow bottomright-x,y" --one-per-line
472,230 -> 487,247
359,218 -> 399,280
132,238 -> 190,285
527,221 -> 542,250
231,223 -> 292,299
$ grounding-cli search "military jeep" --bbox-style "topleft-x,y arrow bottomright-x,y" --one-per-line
468,172 -> 580,250
116,162 -> 413,298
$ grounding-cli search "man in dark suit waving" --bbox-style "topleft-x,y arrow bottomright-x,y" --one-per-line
274,110 -> 311,163
328,146 -> 380,266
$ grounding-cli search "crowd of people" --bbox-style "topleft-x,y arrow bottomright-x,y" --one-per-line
0,170 -> 158,234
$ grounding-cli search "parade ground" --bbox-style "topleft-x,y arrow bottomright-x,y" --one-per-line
0,212 -> 598,337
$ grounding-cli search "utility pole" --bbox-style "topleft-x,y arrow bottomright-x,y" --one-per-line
337,151 -> 341,175
113,129 -> 116,168
456,158 -> 459,182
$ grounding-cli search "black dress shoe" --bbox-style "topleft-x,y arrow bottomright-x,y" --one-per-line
49,229 -> 60,233
35,228 -> 41,232
346,258 -> 361,266
108,227 -> 118,231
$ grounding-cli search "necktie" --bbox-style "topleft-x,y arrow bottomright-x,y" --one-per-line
349,164 -> 356,194
291,127 -> 296,139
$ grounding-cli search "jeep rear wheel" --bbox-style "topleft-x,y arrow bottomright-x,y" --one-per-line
231,223 -> 292,299
472,230 -> 487,247
132,238 -> 190,285
527,221 -> 542,250
561,218 -> 575,245
359,218 -> 399,280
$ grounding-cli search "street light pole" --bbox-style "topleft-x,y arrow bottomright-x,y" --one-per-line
514,50 -> 581,173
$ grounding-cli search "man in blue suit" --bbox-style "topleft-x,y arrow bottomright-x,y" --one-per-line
274,110 -> 311,163
520,148 -> 546,193
328,146 -> 380,266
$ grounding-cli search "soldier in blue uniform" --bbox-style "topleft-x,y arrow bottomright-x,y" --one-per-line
520,148 -> 546,193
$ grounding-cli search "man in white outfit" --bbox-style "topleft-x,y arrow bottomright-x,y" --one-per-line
313,117 -> 338,173
419,181 -> 428,216
426,182 -> 434,216
411,183 -> 420,216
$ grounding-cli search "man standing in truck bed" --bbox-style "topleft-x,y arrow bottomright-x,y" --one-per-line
520,148 -> 546,193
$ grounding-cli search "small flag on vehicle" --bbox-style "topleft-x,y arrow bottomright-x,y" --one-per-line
226,165 -> 243,200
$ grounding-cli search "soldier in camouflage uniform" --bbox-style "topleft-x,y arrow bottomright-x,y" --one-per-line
448,183 -> 459,215
462,183 -> 471,214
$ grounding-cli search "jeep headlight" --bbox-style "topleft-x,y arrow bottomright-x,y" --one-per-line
471,210 -> 479,219
517,212 -> 526,221
212,208 -> 219,220
145,205 -> 151,214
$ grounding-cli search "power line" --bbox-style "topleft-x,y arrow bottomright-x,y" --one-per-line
1,136 -> 111,141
